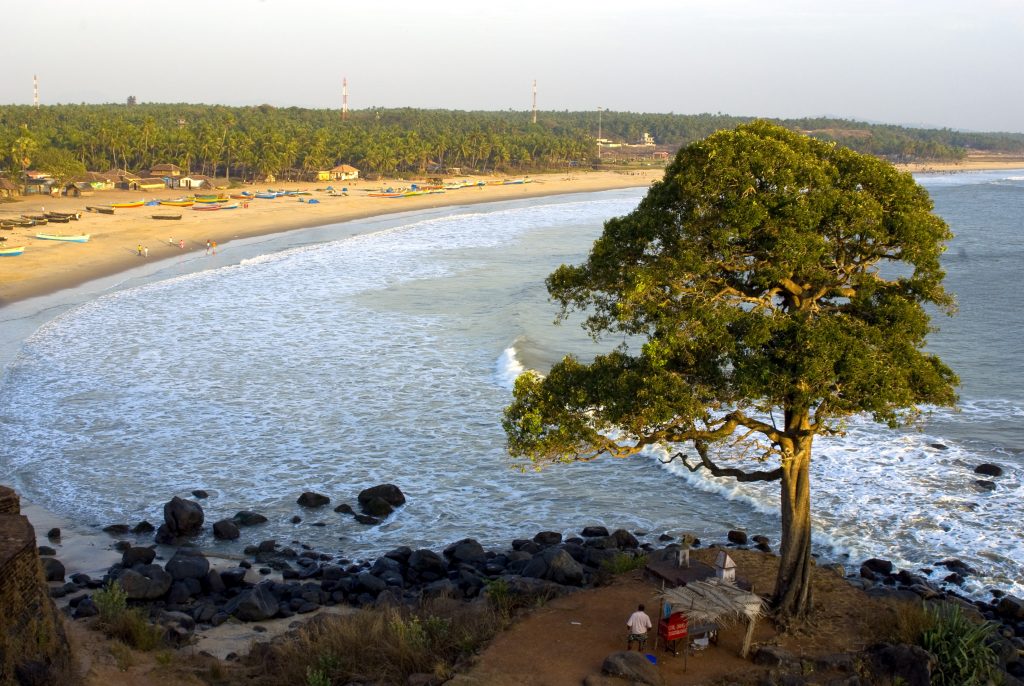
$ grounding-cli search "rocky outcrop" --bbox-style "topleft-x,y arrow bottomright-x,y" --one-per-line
155,496 -> 205,543
0,485 -> 75,684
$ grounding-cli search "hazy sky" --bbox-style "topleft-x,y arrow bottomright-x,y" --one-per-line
4,0 -> 1023,132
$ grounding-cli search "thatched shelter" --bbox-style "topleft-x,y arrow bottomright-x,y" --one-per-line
659,578 -> 766,658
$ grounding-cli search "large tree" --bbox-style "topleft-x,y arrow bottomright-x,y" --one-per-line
503,121 -> 958,620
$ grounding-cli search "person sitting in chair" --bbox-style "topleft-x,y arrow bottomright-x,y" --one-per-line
626,603 -> 653,651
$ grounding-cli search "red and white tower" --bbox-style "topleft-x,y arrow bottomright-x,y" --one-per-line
531,79 -> 537,124
342,78 -> 349,121
33,75 -> 39,109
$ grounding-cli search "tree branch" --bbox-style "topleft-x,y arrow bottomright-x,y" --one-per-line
661,445 -> 783,482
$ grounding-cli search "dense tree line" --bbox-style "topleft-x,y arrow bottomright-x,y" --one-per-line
3,103 -> 1023,181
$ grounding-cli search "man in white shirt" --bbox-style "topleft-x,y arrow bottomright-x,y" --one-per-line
626,603 -> 653,650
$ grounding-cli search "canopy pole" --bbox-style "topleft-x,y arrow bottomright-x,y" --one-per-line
740,617 -> 757,658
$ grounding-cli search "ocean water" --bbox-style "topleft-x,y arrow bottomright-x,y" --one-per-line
0,178 -> 1020,598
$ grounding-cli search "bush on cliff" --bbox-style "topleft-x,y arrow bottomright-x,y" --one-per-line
92,582 -> 164,651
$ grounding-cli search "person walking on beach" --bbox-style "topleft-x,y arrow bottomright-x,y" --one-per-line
143,246 -> 149,258
211,240 -> 217,255
179,239 -> 185,250
626,604 -> 653,651
168,236 -> 174,246
137,244 -> 143,256
206,239 -> 211,255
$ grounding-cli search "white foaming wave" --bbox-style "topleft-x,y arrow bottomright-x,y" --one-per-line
495,344 -> 526,390
650,410 -> 1023,597
914,169 -> 1024,188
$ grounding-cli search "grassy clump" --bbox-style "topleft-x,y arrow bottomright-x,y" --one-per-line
252,588 -> 557,686
593,551 -> 649,586
91,582 -> 164,651
886,600 -> 1002,686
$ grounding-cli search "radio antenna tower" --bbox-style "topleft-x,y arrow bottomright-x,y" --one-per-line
342,77 -> 349,121
33,75 -> 39,109
531,79 -> 537,124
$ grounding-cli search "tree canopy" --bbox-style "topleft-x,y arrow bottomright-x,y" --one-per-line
503,121 -> 958,619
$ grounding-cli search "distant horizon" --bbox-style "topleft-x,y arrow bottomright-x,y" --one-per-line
4,100 -> 1020,137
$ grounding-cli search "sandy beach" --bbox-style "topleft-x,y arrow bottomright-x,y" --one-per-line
0,170 -> 659,306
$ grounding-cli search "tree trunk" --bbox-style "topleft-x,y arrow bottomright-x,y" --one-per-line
773,426 -> 814,621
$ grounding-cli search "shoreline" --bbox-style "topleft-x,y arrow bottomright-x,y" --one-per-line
0,170 -> 659,306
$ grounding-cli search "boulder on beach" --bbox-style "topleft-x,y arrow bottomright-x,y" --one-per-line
41,557 -> 65,582
233,510 -> 268,526
360,496 -> 395,517
165,549 -> 210,580
118,564 -> 173,600
297,491 -> 331,508
155,496 -> 204,543
212,518 -> 240,540
225,581 -> 279,621
600,651 -> 664,686
522,547 -> 585,586
974,463 -> 1004,477
357,484 -> 406,509
121,546 -> 156,568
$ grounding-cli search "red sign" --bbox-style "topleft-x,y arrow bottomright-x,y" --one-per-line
659,613 -> 688,641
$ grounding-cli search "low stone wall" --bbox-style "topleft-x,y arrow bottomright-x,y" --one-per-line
0,485 -> 74,685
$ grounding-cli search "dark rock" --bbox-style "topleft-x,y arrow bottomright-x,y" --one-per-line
360,496 -> 395,517
357,572 -> 387,595
334,503 -> 354,514
220,568 -> 248,588
121,546 -> 156,567
191,489 -> 209,499
290,515 -> 302,524
225,582 -> 279,621
257,539 -> 277,553
166,549 -> 210,580
384,546 -> 413,563
73,597 -> 98,619
102,524 -> 130,535
41,557 -> 65,582
297,491 -> 331,508
600,650 -> 664,686
161,496 -> 204,537
70,573 -> 91,586
937,558 -> 977,576
46,528 -> 60,540
131,520 -> 155,534
233,511 -> 268,526
657,533 -> 674,542
213,519 -> 241,540
864,643 -> 934,686
533,531 -> 562,546
581,526 -> 609,538
113,540 -> 132,552
862,558 -> 894,576
944,572 -> 965,585
997,596 -> 1024,621
167,581 -> 193,604
522,548 -> 585,586
408,549 -> 448,581
929,443 -> 949,450
727,530 -> 748,545
38,545 -> 56,556
357,484 -> 406,508
354,514 -> 381,525
443,538 -> 486,564
974,463 -> 1004,477
610,529 -> 639,549
975,479 -> 997,491
119,564 -> 173,599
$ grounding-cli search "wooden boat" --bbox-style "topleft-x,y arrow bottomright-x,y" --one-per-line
45,211 -> 81,220
229,194 -> 251,200
194,195 -> 229,204
42,215 -> 71,224
152,213 -> 182,220
35,233 -> 90,243
368,192 -> 404,198
110,200 -> 145,208
22,215 -> 48,225
218,203 -> 239,210
191,204 -> 222,211
3,218 -> 34,228
0,246 -> 25,256
86,206 -> 115,214
254,192 -> 278,199
159,199 -> 195,207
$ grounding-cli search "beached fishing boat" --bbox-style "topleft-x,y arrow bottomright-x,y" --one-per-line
152,214 -> 182,220
45,211 -> 81,221
110,200 -> 145,208
22,215 -> 48,225
86,206 -> 115,215
0,246 -> 25,256
159,199 -> 195,207
368,192 -> 404,198
3,218 -> 34,228
42,215 -> 71,224
218,203 -> 239,210
194,195 -> 229,204
35,233 -> 90,243
254,192 -> 278,199
192,204 -> 222,211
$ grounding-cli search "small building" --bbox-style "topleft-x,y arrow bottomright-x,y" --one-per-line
176,174 -> 212,190
149,163 -> 183,178
0,177 -> 21,198
325,164 -> 359,181
103,168 -> 142,190
23,171 -> 56,196
714,551 -> 737,583
135,177 -> 168,191
63,181 -> 95,197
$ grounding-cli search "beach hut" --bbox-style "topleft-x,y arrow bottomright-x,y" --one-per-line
176,175 -> 212,190
327,164 -> 359,181
136,177 -> 168,191
149,163 -> 183,178
659,578 -> 765,659
0,178 -> 21,198
63,181 -> 95,198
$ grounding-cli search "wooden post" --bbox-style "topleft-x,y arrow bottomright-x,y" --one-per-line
740,617 -> 757,658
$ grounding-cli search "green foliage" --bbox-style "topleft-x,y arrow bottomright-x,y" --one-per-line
92,582 -> 163,651
253,597 -> 505,686
503,122 -> 959,617
600,552 -> 649,575
93,581 -> 128,624
920,603 -> 1002,686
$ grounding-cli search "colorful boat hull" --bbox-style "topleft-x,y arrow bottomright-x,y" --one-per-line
35,233 -> 90,242
0,246 -> 25,256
